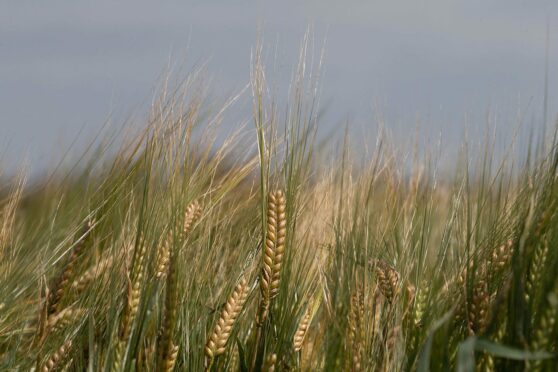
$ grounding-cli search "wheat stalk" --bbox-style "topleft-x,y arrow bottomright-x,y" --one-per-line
257,190 -> 287,325
228,344 -> 239,371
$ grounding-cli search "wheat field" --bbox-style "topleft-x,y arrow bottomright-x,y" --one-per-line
1,47 -> 557,372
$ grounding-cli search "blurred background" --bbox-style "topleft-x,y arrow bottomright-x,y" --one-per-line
1,0 -> 558,174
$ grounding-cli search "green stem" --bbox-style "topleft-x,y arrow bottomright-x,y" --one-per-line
250,325 -> 263,372
206,357 -> 215,372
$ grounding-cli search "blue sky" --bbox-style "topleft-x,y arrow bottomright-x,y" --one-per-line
1,1 -> 557,172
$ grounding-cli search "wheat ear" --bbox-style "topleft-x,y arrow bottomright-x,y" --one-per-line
257,190 -> 286,325
263,353 -> 277,372
156,201 -> 201,279
163,343 -> 179,372
155,233 -> 172,279
467,277 -> 489,335
157,201 -> 202,370
293,305 -> 312,352
374,260 -> 400,304
123,241 -> 146,334
156,255 -> 179,371
42,339 -> 72,372
48,219 -> 94,315
347,285 -> 364,371
205,277 -> 249,362
46,306 -> 85,333
528,282 -> 558,372
489,239 -> 513,270
407,281 -> 428,352
71,255 -> 114,294
525,238 -> 549,305
182,200 -> 202,239
113,238 -> 147,371
34,283 -> 50,347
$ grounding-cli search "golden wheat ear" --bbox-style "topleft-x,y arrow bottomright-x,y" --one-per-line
46,306 -> 85,333
257,190 -> 287,325
205,277 -> 249,360
155,236 -> 172,279
163,343 -> 179,372
156,200 -> 202,279
182,200 -> 202,238
48,219 -> 95,315
489,239 -> 513,269
156,256 -> 179,370
41,339 -> 72,372
293,306 -> 312,352
467,277 -> 489,335
157,200 -> 203,371
347,285 -> 364,371
373,260 -> 400,304
262,353 -> 277,372
113,238 -> 147,371
71,255 -> 114,294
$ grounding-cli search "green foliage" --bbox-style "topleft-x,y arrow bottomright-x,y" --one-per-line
1,42 -> 557,371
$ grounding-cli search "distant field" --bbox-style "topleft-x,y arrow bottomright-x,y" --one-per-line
1,49 -> 557,371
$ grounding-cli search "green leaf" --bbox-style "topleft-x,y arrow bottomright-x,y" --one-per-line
457,336 -> 555,372
475,338 -> 553,360
416,308 -> 455,372
456,336 -> 476,372
236,337 -> 249,372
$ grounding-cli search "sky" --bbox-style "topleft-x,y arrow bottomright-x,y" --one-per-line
1,0 -> 558,173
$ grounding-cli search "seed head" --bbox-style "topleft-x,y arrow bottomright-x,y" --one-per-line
205,277 -> 249,358
257,190 -> 286,325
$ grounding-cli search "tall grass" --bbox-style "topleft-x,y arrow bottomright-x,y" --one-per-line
0,39 -> 557,371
